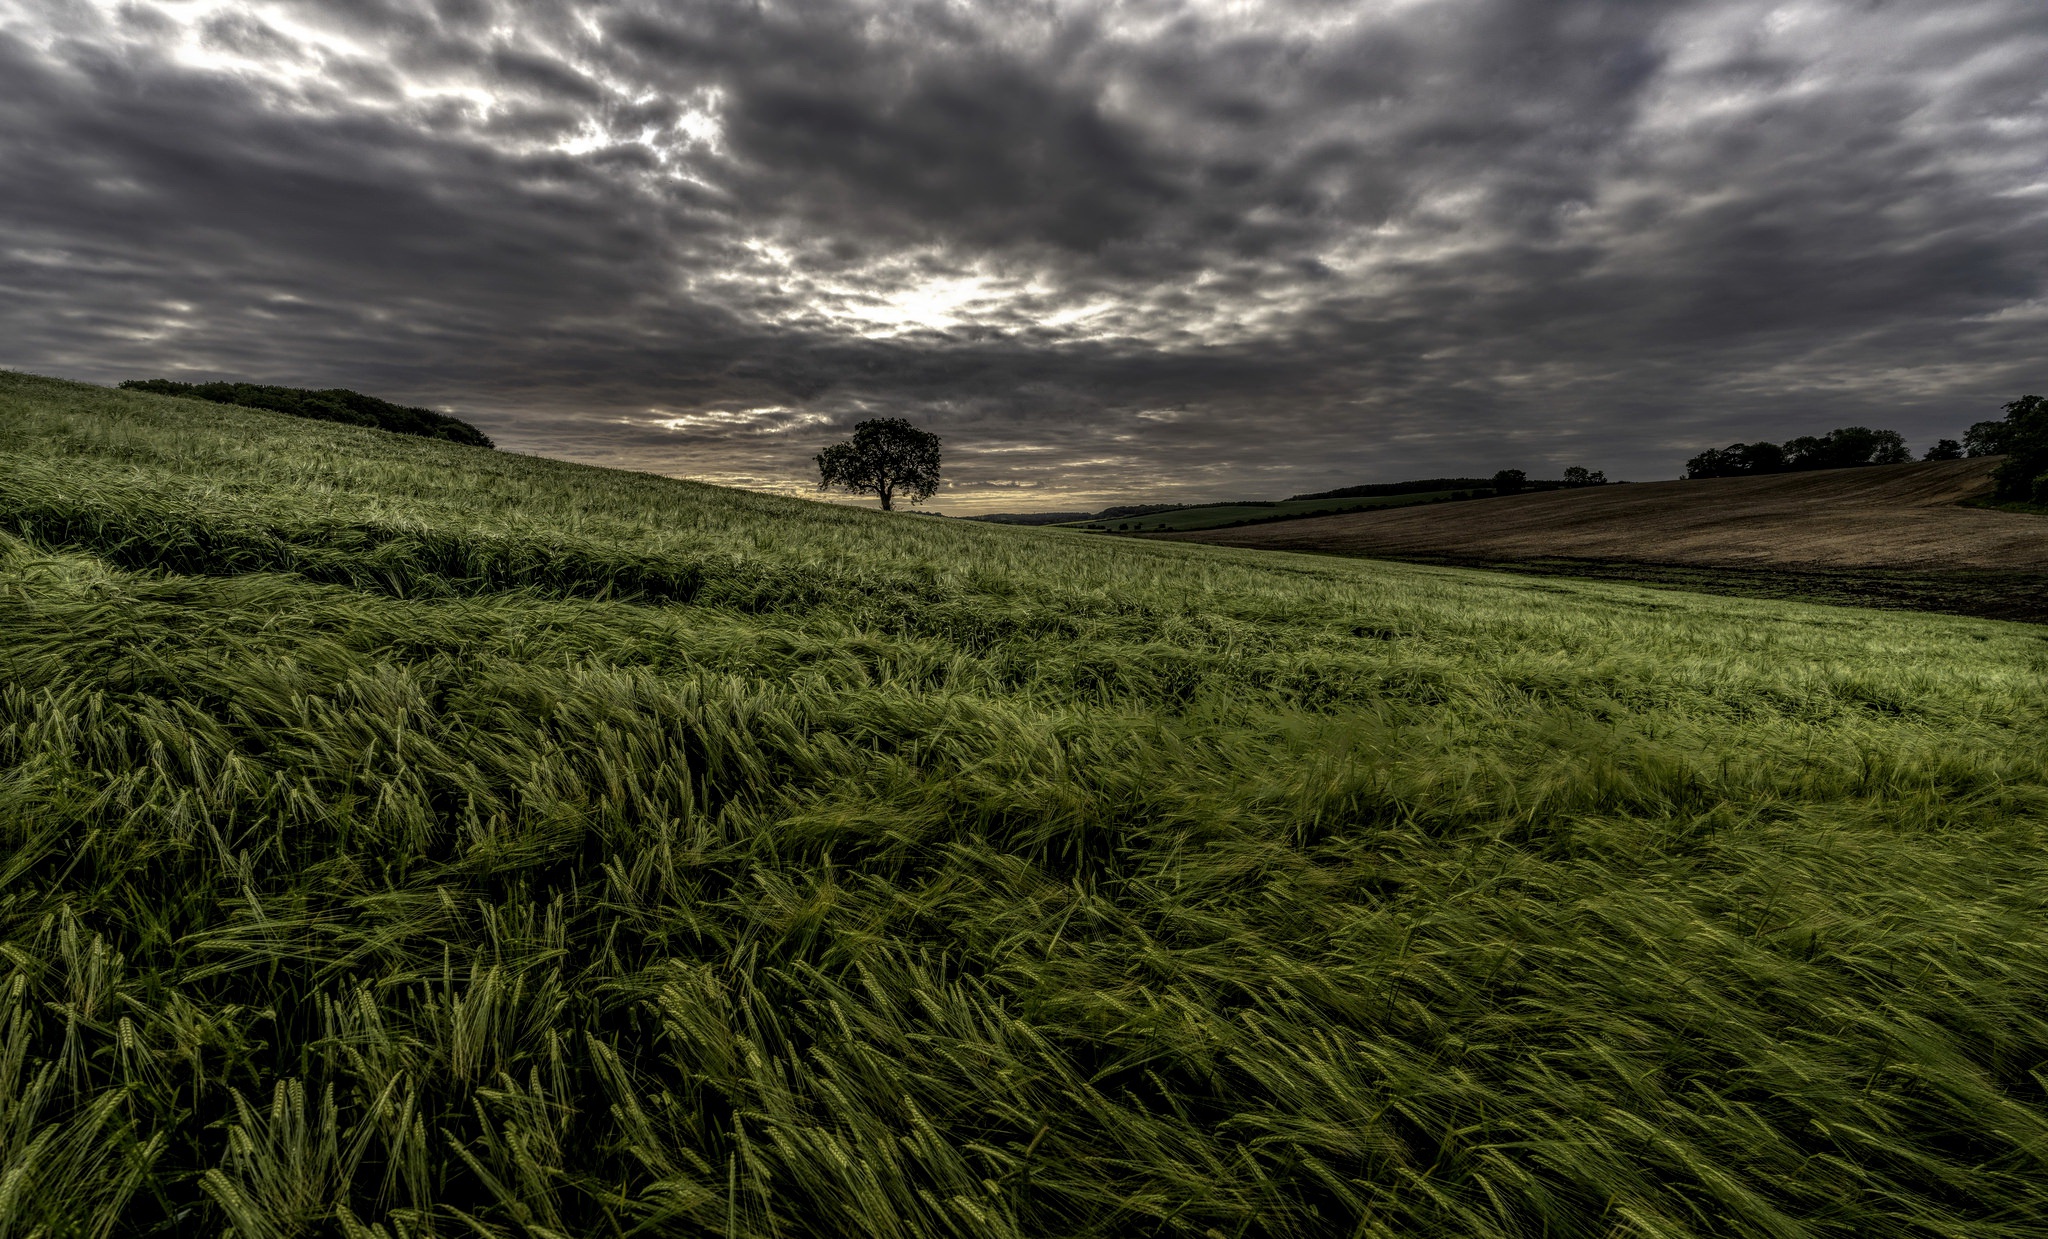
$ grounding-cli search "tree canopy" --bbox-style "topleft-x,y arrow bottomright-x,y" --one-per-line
1974,394 -> 2048,503
816,418 -> 941,511
1686,427 -> 1908,479
119,380 -> 494,448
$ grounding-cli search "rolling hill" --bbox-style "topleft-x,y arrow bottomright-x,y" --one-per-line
1163,458 -> 2048,619
3,369 -> 2047,1237
1058,488 -> 1470,532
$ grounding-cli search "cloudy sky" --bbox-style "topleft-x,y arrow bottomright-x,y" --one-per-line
2,0 -> 2044,510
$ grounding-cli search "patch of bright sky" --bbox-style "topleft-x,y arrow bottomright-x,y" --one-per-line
127,1 -> 359,91
630,406 -> 835,436
36,2 -> 1410,350
52,2 -> 727,166
734,242 -> 1037,337
830,272 -> 1012,333
1100,0 -> 1416,44
1960,297 -> 2048,325
729,233 -> 1373,346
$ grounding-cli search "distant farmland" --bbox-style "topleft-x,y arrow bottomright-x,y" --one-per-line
1163,459 -> 2048,620
1062,488 -> 1470,532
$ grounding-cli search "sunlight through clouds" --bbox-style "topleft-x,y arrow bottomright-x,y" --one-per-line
1,0 -> 2044,511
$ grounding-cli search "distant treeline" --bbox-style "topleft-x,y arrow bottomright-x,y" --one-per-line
968,511 -> 1097,526
969,500 -> 1274,526
1290,477 -> 1494,502
120,380 -> 495,449
1683,406 -> 2048,504
1685,426 -> 1911,479
1099,500 -> 1273,519
969,475 -> 1612,527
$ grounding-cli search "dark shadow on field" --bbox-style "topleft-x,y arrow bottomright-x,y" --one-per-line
1369,556 -> 2048,624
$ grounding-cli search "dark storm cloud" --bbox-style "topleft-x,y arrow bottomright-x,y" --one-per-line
2,0 -> 2044,507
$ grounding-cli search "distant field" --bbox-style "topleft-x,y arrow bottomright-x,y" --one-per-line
4,370 -> 2048,1237
1165,460 -> 2048,620
1063,488 -> 1467,531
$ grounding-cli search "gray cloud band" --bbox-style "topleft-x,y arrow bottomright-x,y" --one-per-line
2,0 -> 2043,508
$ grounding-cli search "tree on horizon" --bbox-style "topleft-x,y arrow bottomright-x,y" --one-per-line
816,418 -> 942,511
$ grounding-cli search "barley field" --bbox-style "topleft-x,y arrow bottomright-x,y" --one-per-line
2,369 -> 2046,1238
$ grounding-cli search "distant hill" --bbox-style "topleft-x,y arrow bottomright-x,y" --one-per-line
967,481 -> 1496,528
966,500 -> 1273,525
1058,488 -> 1483,533
1163,458 -> 2048,621
120,379 -> 495,448
1290,477 -> 1494,501
1167,458 -> 2029,568
961,511 -> 1097,525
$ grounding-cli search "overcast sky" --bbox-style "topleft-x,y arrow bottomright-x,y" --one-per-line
2,0 -> 2044,510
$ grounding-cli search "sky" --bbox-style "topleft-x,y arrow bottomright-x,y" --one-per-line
2,0 -> 2044,512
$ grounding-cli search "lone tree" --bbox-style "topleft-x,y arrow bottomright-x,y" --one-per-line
816,417 -> 941,511
1490,468 -> 1527,495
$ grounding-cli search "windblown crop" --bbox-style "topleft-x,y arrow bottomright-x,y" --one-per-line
2,370 -> 2045,1237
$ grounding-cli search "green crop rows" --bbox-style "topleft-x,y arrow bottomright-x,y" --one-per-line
2,370 -> 2046,1237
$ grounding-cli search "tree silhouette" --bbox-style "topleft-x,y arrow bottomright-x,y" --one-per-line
816,418 -> 942,511
1964,420 -> 2009,457
1686,428 -> 1908,478
1784,427 -> 1909,470
1984,394 -> 2048,502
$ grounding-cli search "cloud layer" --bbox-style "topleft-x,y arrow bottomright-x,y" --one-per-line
3,0 -> 2044,508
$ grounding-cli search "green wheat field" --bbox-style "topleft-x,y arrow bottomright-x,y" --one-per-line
2,369 -> 2046,1238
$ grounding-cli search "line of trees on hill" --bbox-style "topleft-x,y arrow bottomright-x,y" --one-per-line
1682,400 -> 2048,504
1290,477 -> 1494,502
1685,426 -> 1910,479
1488,466 -> 1609,495
1293,468 -> 1611,503
120,380 -> 495,448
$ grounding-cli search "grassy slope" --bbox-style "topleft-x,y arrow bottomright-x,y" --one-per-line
1060,490 -> 1460,532
3,370 -> 2047,1237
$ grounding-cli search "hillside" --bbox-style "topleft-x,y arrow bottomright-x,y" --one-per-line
1164,459 -> 2048,618
119,378 -> 496,448
1059,488 -> 1469,532
3,370 -> 2048,1237
1163,457 -> 2036,567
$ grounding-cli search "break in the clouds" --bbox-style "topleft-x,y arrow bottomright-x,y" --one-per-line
1,0 -> 2044,509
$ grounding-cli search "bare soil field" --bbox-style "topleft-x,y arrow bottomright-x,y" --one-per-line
1162,458 -> 2048,621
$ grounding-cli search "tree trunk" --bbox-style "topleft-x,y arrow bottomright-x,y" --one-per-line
878,486 -> 894,511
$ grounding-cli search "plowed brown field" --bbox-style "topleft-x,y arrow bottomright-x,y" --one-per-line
1163,458 -> 2042,569
1159,458 -> 2048,619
